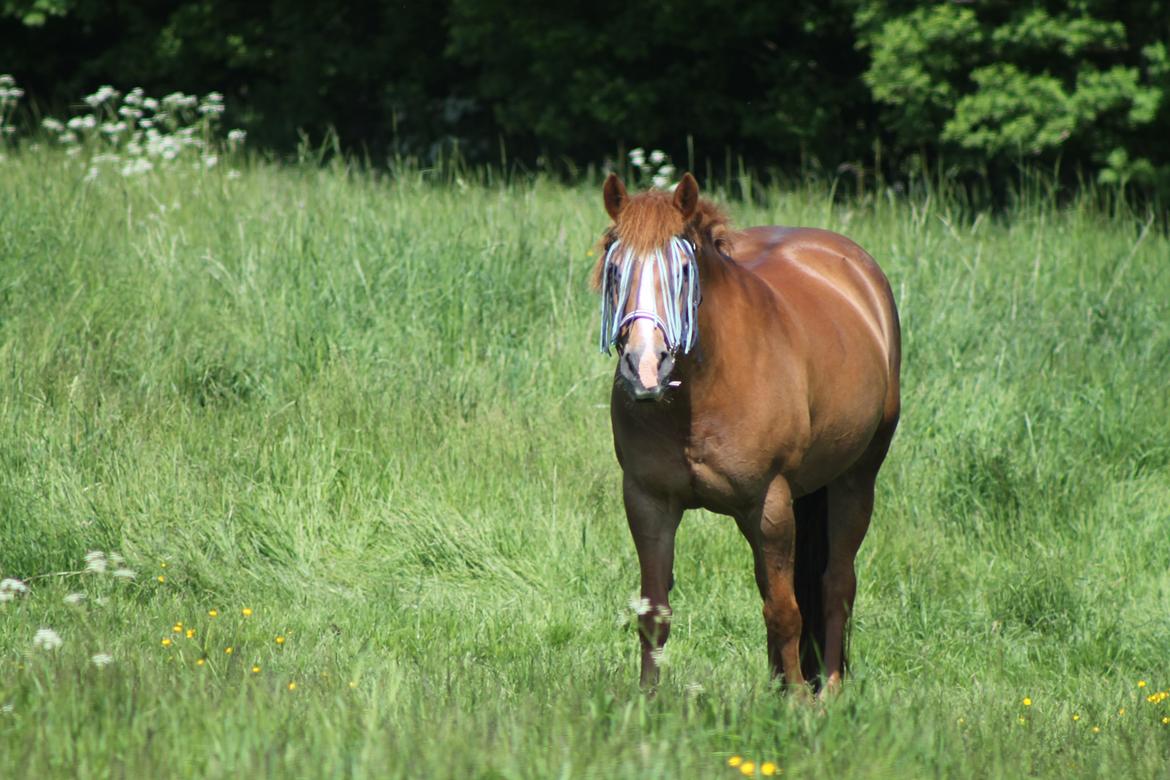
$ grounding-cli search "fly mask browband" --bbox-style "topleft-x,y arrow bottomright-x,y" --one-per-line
599,236 -> 700,356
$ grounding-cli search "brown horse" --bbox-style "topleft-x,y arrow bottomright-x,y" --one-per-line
594,173 -> 901,692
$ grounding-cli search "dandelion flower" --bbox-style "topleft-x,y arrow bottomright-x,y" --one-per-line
172,624 -> 183,633
208,609 -> 218,618
241,608 -> 253,617
160,562 -> 168,569
287,682 -> 297,691
186,628 -> 196,639
161,638 -> 172,647
196,658 -> 206,667
225,646 -> 233,655
761,762 -> 779,776
251,665 -> 261,674
728,756 -> 743,767
1162,717 -> 1169,726
1118,707 -> 1125,716
157,575 -> 166,583
740,761 -> 755,776
275,636 -> 285,645
1022,697 -> 1032,707
1138,680 -> 1147,688
33,628 -> 63,651
1072,714 -> 1080,722
1091,726 -> 1101,734
91,653 -> 113,668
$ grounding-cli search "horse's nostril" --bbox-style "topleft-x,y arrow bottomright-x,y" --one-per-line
624,353 -> 637,373
659,351 -> 669,363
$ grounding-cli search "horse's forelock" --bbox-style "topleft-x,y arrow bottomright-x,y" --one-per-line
590,193 -> 735,291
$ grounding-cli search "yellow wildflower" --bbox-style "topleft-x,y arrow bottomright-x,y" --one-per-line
241,608 -> 253,617
196,658 -> 205,666
1018,717 -> 1026,725
186,628 -> 195,639
287,682 -> 297,691
251,665 -> 261,674
740,761 -> 755,776
160,638 -> 172,647
157,575 -> 166,583
1091,726 -> 1101,734
1162,717 -> 1169,726
1138,680 -> 1147,688
160,562 -> 167,568
1022,697 -> 1032,707
208,609 -> 218,618
275,636 -> 285,645
172,624 -> 182,633
349,681 -> 358,689
1072,714 -> 1080,722
728,756 -> 743,768
225,646 -> 233,655
1118,708 -> 1126,716
761,762 -> 779,776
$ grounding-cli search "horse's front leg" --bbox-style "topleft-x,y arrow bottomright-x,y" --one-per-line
757,477 -> 806,689
623,474 -> 682,689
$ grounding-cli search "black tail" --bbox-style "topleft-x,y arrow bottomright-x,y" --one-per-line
792,486 -> 829,687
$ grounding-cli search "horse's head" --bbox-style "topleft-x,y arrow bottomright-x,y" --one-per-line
596,172 -> 703,401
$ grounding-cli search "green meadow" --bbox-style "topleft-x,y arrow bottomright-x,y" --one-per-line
1,150 -> 1168,778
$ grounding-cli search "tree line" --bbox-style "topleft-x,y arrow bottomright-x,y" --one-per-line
3,0 -> 1168,191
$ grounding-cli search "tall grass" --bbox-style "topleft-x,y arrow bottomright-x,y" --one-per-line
1,147 -> 1168,778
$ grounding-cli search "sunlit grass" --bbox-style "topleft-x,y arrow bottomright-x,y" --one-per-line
1,138 -> 1168,778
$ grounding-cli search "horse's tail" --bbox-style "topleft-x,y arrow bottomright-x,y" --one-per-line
793,486 -> 829,687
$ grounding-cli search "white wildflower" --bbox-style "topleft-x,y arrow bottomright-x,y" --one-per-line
652,174 -> 670,189
0,75 -> 14,87
84,86 -> 119,107
1,578 -> 29,602
84,550 -> 107,573
628,147 -> 646,167
227,128 -> 246,147
202,154 -> 218,168
121,158 -> 153,177
628,594 -> 651,616
84,166 -> 98,180
63,592 -> 86,605
142,97 -> 159,111
658,164 -> 675,177
100,121 -> 127,135
124,87 -> 144,106
33,628 -> 63,651
42,117 -> 64,133
649,149 -> 666,164
91,653 -> 114,668
67,115 -> 96,131
0,703 -> 12,714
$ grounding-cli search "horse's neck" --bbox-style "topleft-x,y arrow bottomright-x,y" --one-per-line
686,252 -> 764,384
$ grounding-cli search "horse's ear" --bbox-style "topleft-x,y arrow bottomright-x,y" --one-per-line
673,172 -> 700,220
603,173 -> 627,221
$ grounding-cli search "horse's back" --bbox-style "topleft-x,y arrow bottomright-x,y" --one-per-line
733,226 -> 898,370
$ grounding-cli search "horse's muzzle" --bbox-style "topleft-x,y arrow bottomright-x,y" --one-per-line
619,349 -> 675,401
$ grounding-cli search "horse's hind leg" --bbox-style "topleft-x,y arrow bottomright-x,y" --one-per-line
623,475 -> 682,689
821,467 -> 876,692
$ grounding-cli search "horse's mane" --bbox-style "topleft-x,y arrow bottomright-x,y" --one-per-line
590,191 -> 737,291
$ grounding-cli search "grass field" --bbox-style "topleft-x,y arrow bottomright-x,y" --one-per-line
1,149 -> 1169,778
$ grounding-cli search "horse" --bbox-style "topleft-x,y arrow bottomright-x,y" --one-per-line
593,172 -> 901,692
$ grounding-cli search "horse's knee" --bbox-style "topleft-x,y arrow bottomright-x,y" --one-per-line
762,592 -> 801,642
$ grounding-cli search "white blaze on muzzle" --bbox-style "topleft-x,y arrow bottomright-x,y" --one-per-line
598,236 -> 700,356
